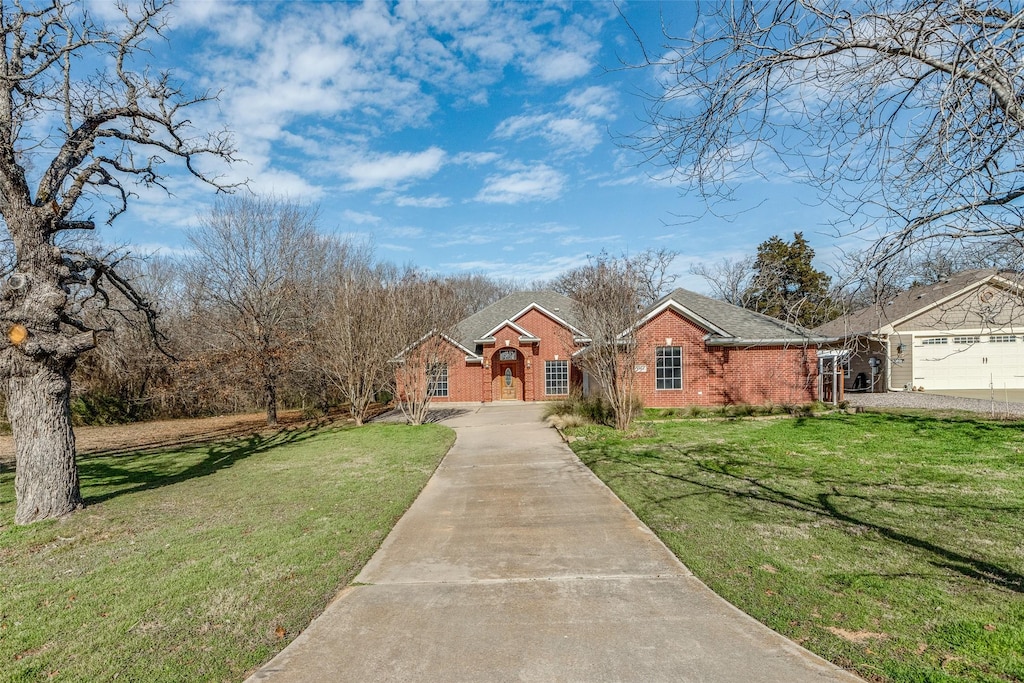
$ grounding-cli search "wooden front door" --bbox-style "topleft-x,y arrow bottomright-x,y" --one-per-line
499,363 -> 518,400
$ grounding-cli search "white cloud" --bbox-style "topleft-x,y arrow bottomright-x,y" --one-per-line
394,195 -> 452,208
344,147 -> 447,190
382,225 -> 425,240
243,168 -> 326,199
474,164 -> 567,204
158,1 -> 614,215
536,223 -> 577,234
509,15 -> 601,85
440,252 -> 591,282
527,50 -> 593,83
342,210 -> 382,225
564,85 -> 617,119
442,233 -> 499,247
453,151 -> 503,166
380,242 -> 415,253
493,86 -> 617,155
557,232 -> 620,246
599,174 -> 644,188
495,112 -> 599,152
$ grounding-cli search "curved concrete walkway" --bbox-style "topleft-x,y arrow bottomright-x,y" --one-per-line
248,403 -> 862,682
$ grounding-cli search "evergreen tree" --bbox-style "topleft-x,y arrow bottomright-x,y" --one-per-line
743,233 -> 839,328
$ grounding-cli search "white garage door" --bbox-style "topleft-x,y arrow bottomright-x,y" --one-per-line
914,335 -> 1024,390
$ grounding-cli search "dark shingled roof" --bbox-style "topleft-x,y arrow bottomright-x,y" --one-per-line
647,288 -> 828,344
454,290 -> 583,354
452,287 -> 825,356
815,268 -> 1002,337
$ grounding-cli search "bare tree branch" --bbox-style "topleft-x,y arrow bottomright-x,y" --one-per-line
627,0 -> 1024,268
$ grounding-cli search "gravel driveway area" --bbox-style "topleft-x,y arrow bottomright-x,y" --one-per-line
846,391 -> 1024,417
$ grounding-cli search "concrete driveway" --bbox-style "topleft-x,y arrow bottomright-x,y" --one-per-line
247,402 -> 862,682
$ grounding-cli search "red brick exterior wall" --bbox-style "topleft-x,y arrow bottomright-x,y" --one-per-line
398,307 -> 583,403
398,305 -> 817,406
633,309 -> 819,407
395,339 -> 483,404
479,309 -> 582,402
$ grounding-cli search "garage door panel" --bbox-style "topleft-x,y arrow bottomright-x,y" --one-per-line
914,338 -> 1024,390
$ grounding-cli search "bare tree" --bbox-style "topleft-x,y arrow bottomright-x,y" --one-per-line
184,196 -> 322,427
72,254 -> 180,422
552,248 -> 678,308
628,1 -> 1024,270
314,246 -> 403,425
0,1 -> 236,524
392,274 -> 466,425
691,256 -> 754,307
562,252 -> 670,431
444,273 -> 520,313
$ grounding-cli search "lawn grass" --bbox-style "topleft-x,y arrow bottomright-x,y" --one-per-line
0,422 -> 454,682
567,411 -> 1024,683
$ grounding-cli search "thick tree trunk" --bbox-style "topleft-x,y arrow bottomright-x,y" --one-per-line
8,361 -> 81,524
265,382 -> 278,426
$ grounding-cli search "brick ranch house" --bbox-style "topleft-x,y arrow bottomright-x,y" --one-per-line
395,288 -> 834,407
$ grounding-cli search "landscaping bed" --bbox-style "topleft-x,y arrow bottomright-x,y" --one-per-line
567,411 -> 1024,683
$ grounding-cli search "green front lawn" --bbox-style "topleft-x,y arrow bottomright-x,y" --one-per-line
568,412 -> 1024,683
0,423 -> 454,682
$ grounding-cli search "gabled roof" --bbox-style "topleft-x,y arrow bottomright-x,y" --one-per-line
640,288 -> 829,346
475,318 -> 540,343
393,329 -> 479,362
815,268 -> 1020,337
454,290 -> 585,353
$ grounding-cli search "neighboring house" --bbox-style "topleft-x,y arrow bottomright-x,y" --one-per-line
816,269 -> 1024,392
396,288 -> 830,406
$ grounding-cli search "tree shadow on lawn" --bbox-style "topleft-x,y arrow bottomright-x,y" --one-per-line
792,409 -> 1024,435
586,439 -> 1024,594
78,424 -> 325,506
371,407 -> 471,424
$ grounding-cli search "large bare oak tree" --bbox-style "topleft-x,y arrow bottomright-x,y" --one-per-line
0,0 -> 235,524
629,1 -> 1024,268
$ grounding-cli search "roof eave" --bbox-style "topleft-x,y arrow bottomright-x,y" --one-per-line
704,336 -> 828,347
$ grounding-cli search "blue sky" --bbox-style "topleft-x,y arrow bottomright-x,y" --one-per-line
97,0 -> 849,292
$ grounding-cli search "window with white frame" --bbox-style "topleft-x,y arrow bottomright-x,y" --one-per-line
426,363 -> 448,397
656,346 -> 682,390
990,335 -> 1017,343
953,336 -> 980,345
545,360 -> 569,396
920,337 -> 948,345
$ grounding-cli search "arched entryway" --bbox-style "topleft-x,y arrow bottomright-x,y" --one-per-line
491,347 -> 523,400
